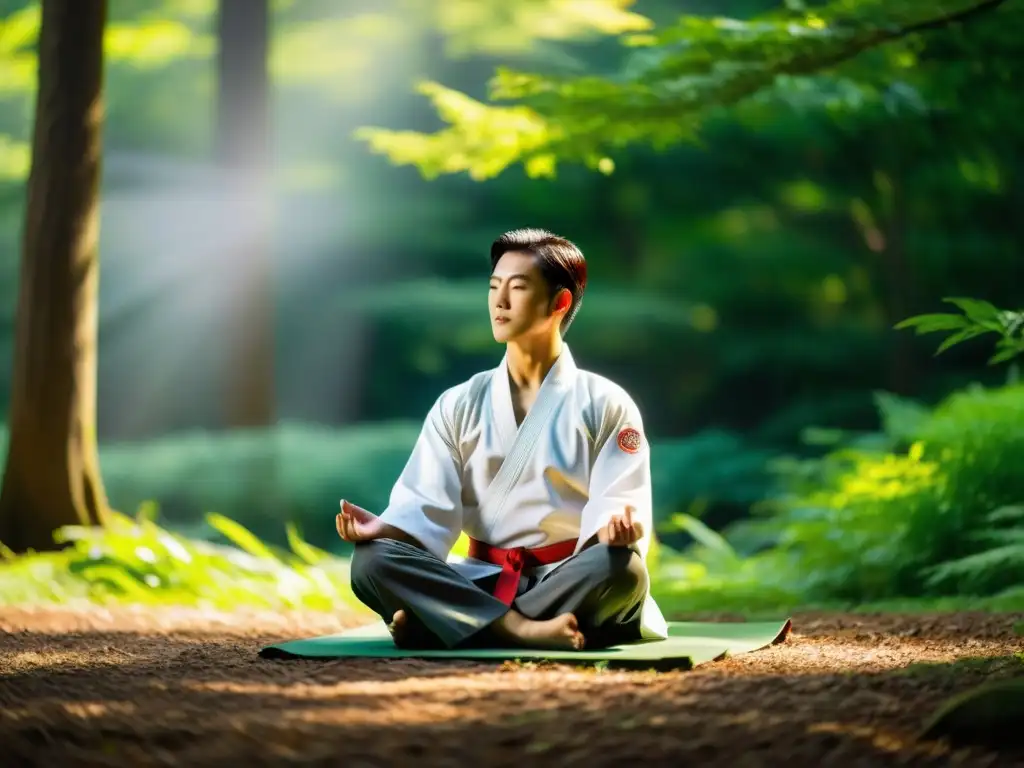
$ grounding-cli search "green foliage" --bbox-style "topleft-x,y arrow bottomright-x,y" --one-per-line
921,505 -> 1024,592
896,297 -> 1024,365
355,0 -> 1017,179
0,505 -> 366,612
660,297 -> 1024,612
649,430 -> 778,532
657,381 -> 1024,612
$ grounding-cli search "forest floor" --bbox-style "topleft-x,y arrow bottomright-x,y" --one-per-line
1,606 -> 1022,767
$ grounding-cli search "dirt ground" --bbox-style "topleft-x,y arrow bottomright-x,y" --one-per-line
1,606 -> 1022,768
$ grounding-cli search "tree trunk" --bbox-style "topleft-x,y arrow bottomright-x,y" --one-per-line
0,0 -> 110,553
216,0 -> 275,428
880,169 -> 917,395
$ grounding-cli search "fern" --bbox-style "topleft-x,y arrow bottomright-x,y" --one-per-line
923,542 -> 1024,591
705,383 -> 1024,604
921,503 -> 1024,592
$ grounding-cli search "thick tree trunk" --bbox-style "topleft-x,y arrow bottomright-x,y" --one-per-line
216,0 -> 275,428
0,0 -> 110,553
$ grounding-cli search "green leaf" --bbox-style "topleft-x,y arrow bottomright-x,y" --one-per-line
922,545 -> 1024,589
76,564 -> 152,599
205,513 -> 279,561
987,505 -> 1024,524
666,512 -> 738,560
285,521 -> 332,566
893,313 -> 970,333
943,297 -> 1003,328
989,342 -> 1024,365
135,500 -> 160,523
873,391 -> 930,441
934,327 -> 991,356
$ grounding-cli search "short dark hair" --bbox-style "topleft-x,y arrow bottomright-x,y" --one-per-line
489,228 -> 588,334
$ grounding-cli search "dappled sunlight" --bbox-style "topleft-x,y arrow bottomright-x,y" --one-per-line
0,3 -> 213,89
0,134 -> 29,182
105,18 -> 212,68
4,649 -> 131,672
778,179 -> 829,213
2,700 -> 139,723
186,667 -> 647,701
957,154 -> 1003,192
0,5 -> 39,94
714,206 -> 779,239
806,721 -> 949,760
0,605 -> 361,639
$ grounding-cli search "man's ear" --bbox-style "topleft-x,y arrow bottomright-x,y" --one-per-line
553,289 -> 572,315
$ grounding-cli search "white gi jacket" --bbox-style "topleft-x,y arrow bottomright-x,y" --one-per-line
378,345 -> 669,640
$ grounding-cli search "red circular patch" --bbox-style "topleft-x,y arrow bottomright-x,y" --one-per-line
617,427 -> 642,454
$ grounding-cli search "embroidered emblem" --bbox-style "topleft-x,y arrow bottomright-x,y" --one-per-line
617,427 -> 642,454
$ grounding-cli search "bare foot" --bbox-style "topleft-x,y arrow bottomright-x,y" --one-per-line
387,610 -> 410,648
494,610 -> 585,651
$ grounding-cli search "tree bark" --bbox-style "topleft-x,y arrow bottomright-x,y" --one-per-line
0,0 -> 111,553
216,0 -> 275,428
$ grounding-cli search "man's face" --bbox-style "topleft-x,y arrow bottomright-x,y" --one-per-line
488,250 -> 559,343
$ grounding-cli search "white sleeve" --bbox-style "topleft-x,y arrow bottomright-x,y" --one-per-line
377,391 -> 464,561
575,393 -> 653,560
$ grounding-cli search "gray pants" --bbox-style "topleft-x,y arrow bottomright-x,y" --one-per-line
350,538 -> 647,650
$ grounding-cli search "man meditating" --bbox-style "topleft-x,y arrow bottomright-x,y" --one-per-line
336,228 -> 668,651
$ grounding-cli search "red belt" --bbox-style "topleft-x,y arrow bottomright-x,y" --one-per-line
467,537 -> 577,605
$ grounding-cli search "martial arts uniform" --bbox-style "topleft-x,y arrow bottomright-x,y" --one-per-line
350,345 -> 669,649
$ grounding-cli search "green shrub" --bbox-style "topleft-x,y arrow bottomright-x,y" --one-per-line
0,505 -> 366,612
654,298 -> 1024,611
741,384 -> 1024,602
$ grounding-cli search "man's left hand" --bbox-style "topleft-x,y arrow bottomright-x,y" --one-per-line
597,505 -> 643,547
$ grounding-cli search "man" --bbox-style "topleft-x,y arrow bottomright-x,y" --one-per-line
336,228 -> 668,651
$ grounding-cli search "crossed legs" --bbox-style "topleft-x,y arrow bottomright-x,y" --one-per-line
349,538 -> 647,650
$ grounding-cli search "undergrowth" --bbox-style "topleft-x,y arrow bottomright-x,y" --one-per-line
657,298 -> 1024,614
0,503 -> 367,614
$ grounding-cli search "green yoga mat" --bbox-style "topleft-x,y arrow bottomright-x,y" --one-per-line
259,618 -> 792,671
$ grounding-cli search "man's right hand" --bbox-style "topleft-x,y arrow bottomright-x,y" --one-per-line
336,500 -> 384,543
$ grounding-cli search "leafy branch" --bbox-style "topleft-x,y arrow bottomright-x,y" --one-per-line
355,0 -> 1014,180
896,297 -> 1024,365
